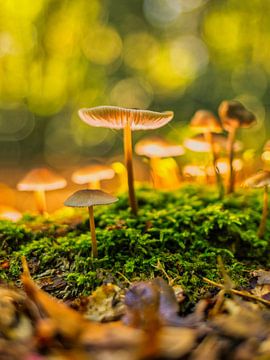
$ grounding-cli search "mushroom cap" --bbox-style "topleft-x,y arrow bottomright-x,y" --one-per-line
17,168 -> 67,191
78,106 -> 174,131
135,137 -> 185,158
72,164 -> 115,185
218,100 -> 256,131
0,205 -> 22,222
190,110 -> 222,133
243,170 -> 270,188
206,158 -> 243,176
184,133 -> 243,153
64,189 -> 118,208
183,165 -> 205,177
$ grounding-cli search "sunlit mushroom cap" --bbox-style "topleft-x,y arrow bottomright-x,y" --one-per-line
64,189 -> 118,208
190,110 -> 222,133
184,133 -> 243,153
72,164 -> 115,185
78,106 -> 174,131
218,100 -> 256,131
17,168 -> 67,191
183,165 -> 205,177
0,205 -> 22,222
206,158 -> 243,176
135,137 -> 185,158
243,170 -> 270,188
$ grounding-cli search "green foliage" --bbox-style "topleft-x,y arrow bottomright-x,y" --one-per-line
0,186 -> 269,306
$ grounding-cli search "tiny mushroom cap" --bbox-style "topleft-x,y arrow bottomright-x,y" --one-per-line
0,205 -> 22,222
218,100 -> 256,131
243,170 -> 270,189
72,164 -> 115,185
64,189 -> 118,208
78,106 -> 174,130
135,137 -> 185,158
190,110 -> 222,133
17,168 -> 67,191
184,133 -> 243,153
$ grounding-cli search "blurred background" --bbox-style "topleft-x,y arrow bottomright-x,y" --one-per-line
0,0 -> 269,210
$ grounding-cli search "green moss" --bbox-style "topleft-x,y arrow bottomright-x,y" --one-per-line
0,185 -> 269,308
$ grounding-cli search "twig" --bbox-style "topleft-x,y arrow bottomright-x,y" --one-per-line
116,271 -> 132,285
203,277 -> 270,307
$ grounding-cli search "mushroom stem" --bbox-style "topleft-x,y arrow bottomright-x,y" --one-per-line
34,190 -> 47,215
150,158 -> 161,189
88,180 -> 100,190
258,186 -> 269,238
204,131 -> 224,199
123,124 -> 138,215
227,127 -> 237,194
88,205 -> 98,257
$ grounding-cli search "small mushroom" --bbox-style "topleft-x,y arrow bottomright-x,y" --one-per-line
183,165 -> 206,182
72,164 -> 115,189
218,100 -> 256,194
190,111 -> 224,196
17,168 -> 67,215
184,133 -> 243,154
206,157 -> 243,185
135,137 -> 184,188
64,189 -> 118,257
0,205 -> 22,222
243,170 -> 270,238
78,106 -> 174,215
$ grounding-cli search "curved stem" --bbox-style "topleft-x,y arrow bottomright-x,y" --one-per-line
123,124 -> 138,215
227,127 -> 237,194
34,190 -> 47,215
258,186 -> 268,238
88,206 -> 98,257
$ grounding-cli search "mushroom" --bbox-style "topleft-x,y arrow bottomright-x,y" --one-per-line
17,168 -> 67,215
72,164 -> 115,189
206,157 -> 244,185
184,133 -> 243,154
243,170 -> 270,238
218,100 -> 256,194
78,106 -> 174,215
0,205 -> 22,222
64,189 -> 118,257
135,137 -> 184,188
183,165 -> 206,182
190,110 -> 224,196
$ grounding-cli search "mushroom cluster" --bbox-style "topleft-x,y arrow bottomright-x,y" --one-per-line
4,99 -> 270,259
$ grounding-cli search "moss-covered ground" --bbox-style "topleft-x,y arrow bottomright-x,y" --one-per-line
0,185 -> 269,311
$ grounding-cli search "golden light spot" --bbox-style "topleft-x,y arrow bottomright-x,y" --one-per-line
123,32 -> 158,70
109,78 -> 153,109
82,25 -> 122,65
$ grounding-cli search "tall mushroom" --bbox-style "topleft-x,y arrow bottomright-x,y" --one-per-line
64,189 -> 118,257
17,168 -> 67,215
244,170 -> 270,238
218,100 -> 256,194
135,137 -> 184,188
72,164 -> 115,189
78,106 -> 174,215
190,110 -> 223,196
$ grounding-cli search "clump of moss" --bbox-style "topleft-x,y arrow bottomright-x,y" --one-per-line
0,185 -> 269,308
